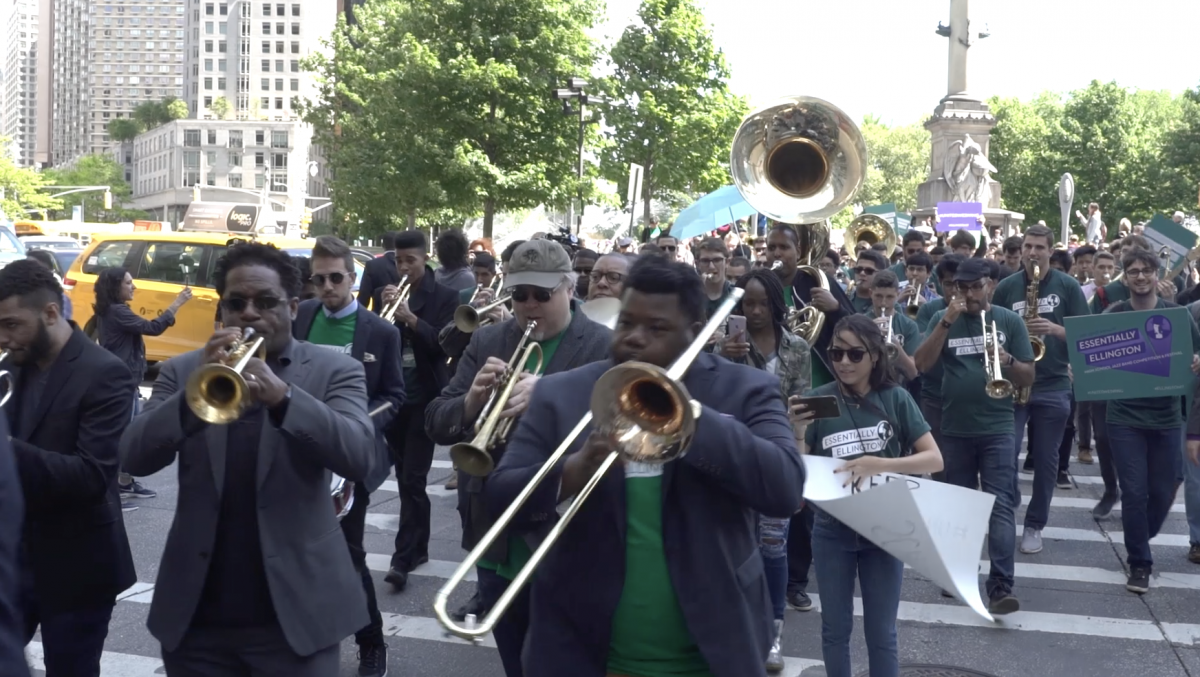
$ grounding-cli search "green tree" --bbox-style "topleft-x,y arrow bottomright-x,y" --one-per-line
131,96 -> 189,131
599,0 -> 747,227
0,138 -> 61,220
107,118 -> 143,142
987,92 -> 1065,225
43,155 -> 144,222
1164,85 -> 1200,214
828,116 -> 930,231
303,0 -> 602,238
166,97 -> 189,120
210,96 -> 232,120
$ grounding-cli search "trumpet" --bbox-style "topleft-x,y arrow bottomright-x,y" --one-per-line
769,260 -> 783,272
981,307 -> 1014,399
184,328 -> 267,424
904,282 -> 927,319
454,294 -> 513,333
877,310 -> 899,360
450,321 -> 544,477
434,288 -> 745,640
0,351 -> 12,409
380,275 -> 412,324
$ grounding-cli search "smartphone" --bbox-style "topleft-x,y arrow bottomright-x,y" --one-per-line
726,314 -> 747,339
792,395 -> 840,420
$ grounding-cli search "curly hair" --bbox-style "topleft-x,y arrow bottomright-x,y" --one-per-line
0,259 -> 65,312
213,242 -> 302,299
625,254 -> 707,326
435,229 -> 469,269
93,266 -> 129,318
734,268 -> 787,327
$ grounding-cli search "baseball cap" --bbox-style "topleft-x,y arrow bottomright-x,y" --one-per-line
504,240 -> 572,289
616,237 -> 633,248
953,258 -> 991,283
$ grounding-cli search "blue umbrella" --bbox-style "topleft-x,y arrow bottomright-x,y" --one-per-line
669,185 -> 757,240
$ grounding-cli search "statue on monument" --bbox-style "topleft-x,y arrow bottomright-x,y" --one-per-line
943,134 -> 996,205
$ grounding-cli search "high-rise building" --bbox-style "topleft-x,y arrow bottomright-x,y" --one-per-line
3,0 -> 51,167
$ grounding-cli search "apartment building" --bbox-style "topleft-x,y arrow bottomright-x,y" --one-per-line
3,0 -> 51,167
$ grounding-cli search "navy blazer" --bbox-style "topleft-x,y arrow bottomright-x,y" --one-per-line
0,418 -> 29,677
294,299 -> 406,492
357,252 -> 400,314
395,266 -> 458,402
488,352 -> 805,677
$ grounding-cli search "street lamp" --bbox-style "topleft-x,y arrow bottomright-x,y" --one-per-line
553,78 -> 606,234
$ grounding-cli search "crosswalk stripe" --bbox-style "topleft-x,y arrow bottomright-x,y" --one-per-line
1041,526 -> 1193,548
1023,494 -> 1184,512
26,641 -> 163,677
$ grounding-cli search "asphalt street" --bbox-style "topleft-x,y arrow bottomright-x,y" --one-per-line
25,384 -> 1200,676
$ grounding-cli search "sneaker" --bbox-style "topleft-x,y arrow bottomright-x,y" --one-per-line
120,501 -> 138,513
1056,472 -> 1072,490
988,590 -> 1020,615
1126,567 -> 1151,594
1092,491 -> 1119,519
765,619 -> 784,673
357,642 -> 388,677
1188,544 -> 1200,564
786,590 -> 813,611
1077,449 -> 1094,464
119,479 -> 157,499
1020,527 -> 1043,554
384,567 -> 408,591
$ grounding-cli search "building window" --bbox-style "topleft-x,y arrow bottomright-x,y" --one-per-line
218,59 -> 226,71
205,40 -> 213,52
228,152 -> 241,166
205,21 -> 213,34
184,130 -> 201,147
271,153 -> 287,169
229,130 -> 242,148
229,173 -> 242,188
255,130 -> 265,144
275,22 -> 283,34
290,23 -> 299,35
219,41 -> 226,53
207,172 -> 216,186
290,41 -> 299,54
206,150 -> 217,165
204,58 -> 213,71
217,77 -> 226,89
289,78 -> 298,91
255,151 -> 265,167
274,97 -> 283,109
203,96 -> 213,107
204,77 -> 212,90
261,78 -> 270,90
275,41 -> 284,53
262,41 -> 270,53
291,3 -> 299,16
261,22 -> 269,34
274,78 -> 283,91
290,60 -> 298,72
261,59 -> 270,71
255,173 -> 265,189
205,2 -> 213,14
271,131 -> 288,148
262,3 -> 270,15
275,4 -> 284,15
207,130 -> 217,144
219,3 -> 227,15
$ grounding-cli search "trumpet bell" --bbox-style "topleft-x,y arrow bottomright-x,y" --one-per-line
449,441 -> 494,477
185,363 -> 252,425
591,362 -> 696,465
986,380 -> 1014,399
454,305 -> 483,333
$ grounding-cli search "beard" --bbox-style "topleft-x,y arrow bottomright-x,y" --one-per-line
14,319 -> 53,366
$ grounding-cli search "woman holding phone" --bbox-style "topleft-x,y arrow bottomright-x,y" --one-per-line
717,268 -> 809,673
791,314 -> 942,677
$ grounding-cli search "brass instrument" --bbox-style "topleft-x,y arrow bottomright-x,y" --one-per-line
730,95 -> 866,346
454,294 -> 514,333
450,321 -> 544,476
579,296 -> 622,330
0,351 -> 12,409
769,260 -> 783,272
185,328 -> 267,424
981,307 -> 1014,399
875,310 -> 899,360
330,401 -> 398,518
1024,262 -> 1046,362
1159,245 -> 1172,271
904,282 -> 929,319
846,213 -> 898,254
380,275 -> 412,323
434,288 -> 745,640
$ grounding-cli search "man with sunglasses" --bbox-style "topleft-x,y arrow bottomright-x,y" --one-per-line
426,239 -> 612,677
379,230 -> 459,590
915,257 -> 1035,615
654,234 -> 681,261
850,249 -> 889,314
291,236 -> 405,677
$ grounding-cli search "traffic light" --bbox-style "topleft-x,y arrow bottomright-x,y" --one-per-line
103,190 -> 112,210
301,207 -> 313,225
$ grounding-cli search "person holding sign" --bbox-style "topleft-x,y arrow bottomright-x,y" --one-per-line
990,224 -> 1090,556
793,314 -> 942,677
1102,248 -> 1200,593
914,258 -> 1036,615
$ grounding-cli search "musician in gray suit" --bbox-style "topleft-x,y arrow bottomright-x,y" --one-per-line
425,239 -> 612,677
120,243 -> 375,677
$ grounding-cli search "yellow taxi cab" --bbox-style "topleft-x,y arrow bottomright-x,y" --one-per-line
65,231 -> 365,363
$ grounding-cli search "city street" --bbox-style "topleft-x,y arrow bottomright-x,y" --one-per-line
24,384 -> 1200,676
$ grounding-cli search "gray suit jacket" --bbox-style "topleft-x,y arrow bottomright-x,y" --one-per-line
119,339 -> 375,656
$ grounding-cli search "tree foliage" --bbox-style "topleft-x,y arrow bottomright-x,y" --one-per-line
131,96 -> 188,131
302,0 -> 602,238
210,97 -> 232,120
43,155 -> 144,222
599,0 -> 747,226
0,138 -> 61,220
107,119 -> 142,142
827,116 -> 930,231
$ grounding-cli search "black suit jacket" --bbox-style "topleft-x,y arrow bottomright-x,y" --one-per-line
791,268 -> 854,370
357,252 -> 400,314
294,299 -> 406,492
0,419 -> 29,677
9,329 -> 137,615
395,266 -> 458,402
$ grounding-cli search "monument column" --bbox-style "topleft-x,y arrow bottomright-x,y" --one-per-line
946,0 -> 970,97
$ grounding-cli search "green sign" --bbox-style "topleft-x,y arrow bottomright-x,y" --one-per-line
1142,214 -> 1198,274
1065,306 -> 1196,401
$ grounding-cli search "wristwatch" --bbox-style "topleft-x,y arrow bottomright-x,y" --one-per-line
940,318 -> 953,330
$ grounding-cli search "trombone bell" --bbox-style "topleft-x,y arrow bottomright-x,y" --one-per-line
185,330 -> 267,424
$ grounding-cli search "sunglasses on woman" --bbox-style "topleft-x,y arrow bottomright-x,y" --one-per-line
828,347 -> 868,363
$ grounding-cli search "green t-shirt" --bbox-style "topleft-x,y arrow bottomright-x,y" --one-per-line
888,261 -> 907,278
929,305 -> 1035,436
477,324 -> 568,579
991,268 -> 1090,393
1089,280 -> 1129,314
607,466 -> 712,677
1104,299 -> 1200,430
851,293 -> 873,315
306,307 -> 356,354
918,298 -> 949,400
803,382 -> 930,459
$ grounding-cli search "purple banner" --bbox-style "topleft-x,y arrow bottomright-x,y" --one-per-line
936,202 -> 983,233
1075,314 -> 1173,378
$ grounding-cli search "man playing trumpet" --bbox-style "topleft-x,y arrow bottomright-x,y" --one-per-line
866,271 -> 920,383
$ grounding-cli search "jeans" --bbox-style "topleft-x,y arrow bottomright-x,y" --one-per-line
811,511 -> 903,677
477,567 -> 529,677
387,404 -> 436,571
1090,401 -> 1119,495
920,395 -> 946,482
1184,440 -> 1200,546
339,482 -> 384,646
1055,397 -> 1076,475
786,504 -> 814,595
1013,389 -> 1072,530
758,514 -> 789,620
1107,424 -> 1183,568
22,601 -> 114,677
941,433 -> 1017,597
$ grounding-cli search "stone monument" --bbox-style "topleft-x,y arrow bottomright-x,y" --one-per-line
912,0 -> 1024,239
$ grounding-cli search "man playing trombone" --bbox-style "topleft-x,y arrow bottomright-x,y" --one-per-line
486,256 -> 805,677
425,239 -> 612,677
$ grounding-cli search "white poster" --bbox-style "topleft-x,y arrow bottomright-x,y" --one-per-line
802,455 -> 997,621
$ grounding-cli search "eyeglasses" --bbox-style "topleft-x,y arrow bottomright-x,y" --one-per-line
588,271 -> 624,285
955,281 -> 986,293
853,266 -> 877,275
1124,268 -> 1156,279
510,285 -> 556,303
828,347 -> 868,363
697,257 -> 725,267
310,272 -> 347,286
220,295 -> 283,312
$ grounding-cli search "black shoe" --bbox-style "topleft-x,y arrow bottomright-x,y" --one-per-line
1022,457 -> 1034,472
357,643 -> 387,677
119,479 -> 157,499
941,588 -> 955,598
1126,567 -> 1151,594
1056,472 -> 1072,489
408,554 -> 429,572
450,590 -> 487,622
786,590 -> 812,611
988,590 -> 1020,615
1189,543 -> 1200,565
384,567 -> 408,590
1093,491 -> 1119,519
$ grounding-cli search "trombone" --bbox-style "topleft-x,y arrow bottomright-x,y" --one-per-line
450,321 -> 544,476
981,307 -> 1014,399
434,287 -> 745,640
380,275 -> 412,324
0,351 -> 12,409
184,328 -> 267,424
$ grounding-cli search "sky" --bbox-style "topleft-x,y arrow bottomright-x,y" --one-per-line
597,0 -> 1200,126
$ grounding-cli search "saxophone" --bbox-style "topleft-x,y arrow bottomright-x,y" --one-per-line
1015,262 -> 1045,406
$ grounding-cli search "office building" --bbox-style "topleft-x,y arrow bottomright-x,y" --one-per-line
3,0 -> 51,167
